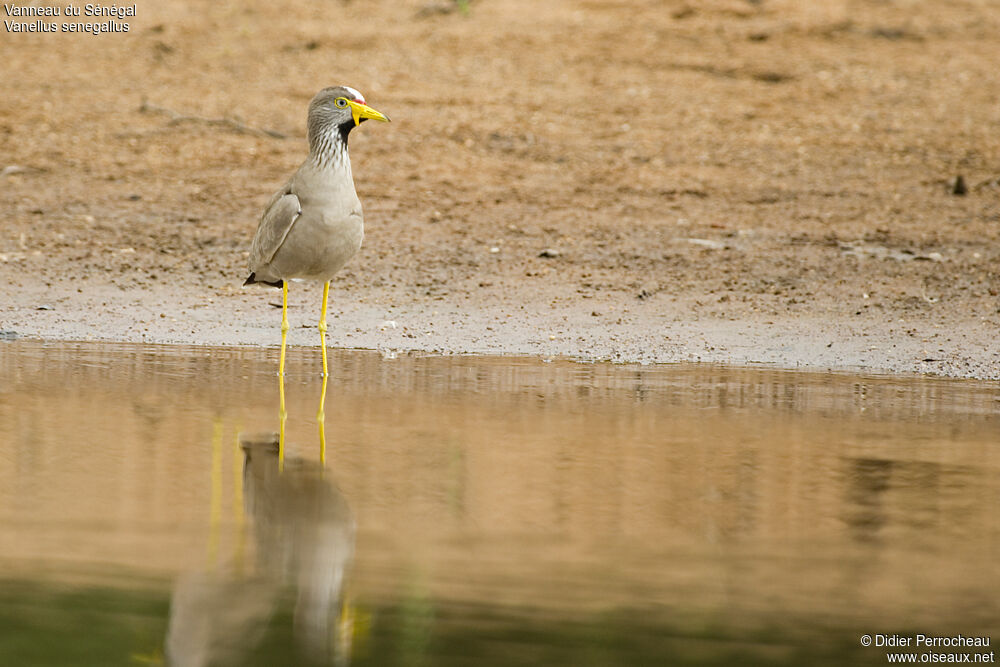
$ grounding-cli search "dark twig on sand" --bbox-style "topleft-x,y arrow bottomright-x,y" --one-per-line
139,99 -> 287,139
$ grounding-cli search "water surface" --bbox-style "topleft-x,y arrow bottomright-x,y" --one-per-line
1,341 -> 998,665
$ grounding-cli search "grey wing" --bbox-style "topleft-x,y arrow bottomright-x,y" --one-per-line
248,189 -> 302,272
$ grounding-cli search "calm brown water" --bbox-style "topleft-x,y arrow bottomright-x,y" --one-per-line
0,341 -> 998,666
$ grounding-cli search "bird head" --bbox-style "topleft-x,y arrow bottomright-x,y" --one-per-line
308,86 -> 390,135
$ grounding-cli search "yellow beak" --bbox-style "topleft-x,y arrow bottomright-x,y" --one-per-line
347,100 -> 390,126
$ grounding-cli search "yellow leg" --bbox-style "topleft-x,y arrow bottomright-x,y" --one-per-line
279,281 -> 289,471
318,281 -> 330,465
279,281 -> 289,376
319,281 -> 330,378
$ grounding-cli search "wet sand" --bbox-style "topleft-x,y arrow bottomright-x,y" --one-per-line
4,278 -> 1000,379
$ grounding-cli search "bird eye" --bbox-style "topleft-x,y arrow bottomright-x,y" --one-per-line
335,97 -> 348,108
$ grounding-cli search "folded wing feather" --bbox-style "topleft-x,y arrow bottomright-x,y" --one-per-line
248,189 -> 302,272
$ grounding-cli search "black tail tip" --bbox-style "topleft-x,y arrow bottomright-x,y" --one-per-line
243,273 -> 284,288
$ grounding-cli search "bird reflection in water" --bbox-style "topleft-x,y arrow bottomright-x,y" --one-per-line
165,415 -> 355,665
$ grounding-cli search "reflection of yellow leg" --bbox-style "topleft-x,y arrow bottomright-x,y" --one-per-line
318,373 -> 329,466
337,592 -> 356,665
233,428 -> 246,574
318,281 -> 330,465
279,281 -> 289,471
208,419 -> 223,568
278,372 -> 286,473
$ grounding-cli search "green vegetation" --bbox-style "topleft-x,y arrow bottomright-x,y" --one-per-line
0,578 -> 901,666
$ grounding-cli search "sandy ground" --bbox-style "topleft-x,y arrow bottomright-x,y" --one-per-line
2,0 -> 999,378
